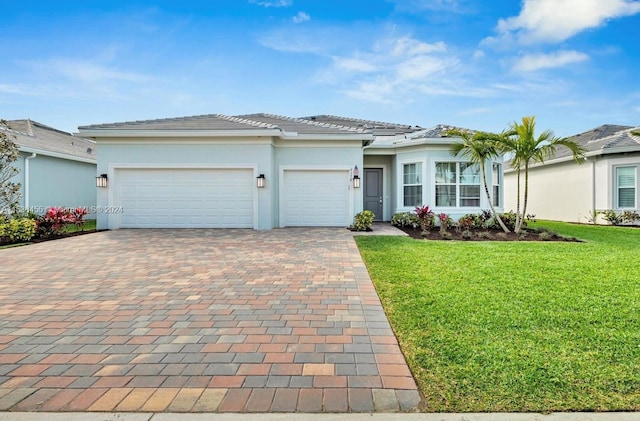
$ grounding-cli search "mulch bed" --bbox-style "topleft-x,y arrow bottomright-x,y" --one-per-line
398,226 -> 581,242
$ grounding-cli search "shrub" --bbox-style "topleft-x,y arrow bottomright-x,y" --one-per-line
456,215 -> 475,232
461,230 -> 473,240
437,213 -> 453,233
601,210 -> 625,226
621,210 -> 640,225
477,231 -> 493,240
440,231 -> 452,240
350,210 -> 375,231
0,218 -> 36,243
489,211 -> 520,232
585,210 -> 601,224
391,212 -> 420,229
35,206 -> 79,238
415,205 -> 435,233
539,231 -> 554,241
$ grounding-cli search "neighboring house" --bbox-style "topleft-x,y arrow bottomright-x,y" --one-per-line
3,119 -> 97,214
504,124 -> 640,223
78,113 -> 504,230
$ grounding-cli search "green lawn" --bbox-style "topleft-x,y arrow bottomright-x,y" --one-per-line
356,222 -> 640,412
63,219 -> 97,233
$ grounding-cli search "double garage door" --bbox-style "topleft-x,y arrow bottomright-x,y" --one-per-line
113,168 -> 351,228
116,168 -> 254,228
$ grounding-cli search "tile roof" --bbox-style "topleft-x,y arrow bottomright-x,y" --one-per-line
301,115 -> 423,136
551,124 -> 639,160
79,113 -> 370,136
3,119 -> 96,161
78,114 -> 278,131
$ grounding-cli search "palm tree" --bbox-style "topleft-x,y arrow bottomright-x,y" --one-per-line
500,116 -> 586,233
448,129 -> 510,233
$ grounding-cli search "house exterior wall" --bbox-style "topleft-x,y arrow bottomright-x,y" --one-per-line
504,160 -> 591,222
10,152 -> 96,214
274,141 -> 363,227
96,137 -> 364,230
504,153 -> 640,223
393,147 -> 503,220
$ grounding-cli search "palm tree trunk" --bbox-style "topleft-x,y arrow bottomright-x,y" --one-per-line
516,162 -> 530,234
481,161 -> 509,232
515,167 -> 522,233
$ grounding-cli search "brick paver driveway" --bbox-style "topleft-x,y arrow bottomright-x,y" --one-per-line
0,229 -> 420,413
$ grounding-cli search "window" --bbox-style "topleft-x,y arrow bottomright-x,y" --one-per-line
492,163 -> 501,207
436,162 -> 480,207
617,166 -> 636,208
403,162 -> 422,207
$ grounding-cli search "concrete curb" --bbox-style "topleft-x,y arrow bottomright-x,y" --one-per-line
1,413 -> 639,421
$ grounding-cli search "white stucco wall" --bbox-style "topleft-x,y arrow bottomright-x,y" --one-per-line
9,151 -> 96,215
392,147 -> 503,220
504,154 -> 640,223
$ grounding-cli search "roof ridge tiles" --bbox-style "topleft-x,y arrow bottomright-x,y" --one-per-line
306,114 -> 414,129
240,113 -> 367,133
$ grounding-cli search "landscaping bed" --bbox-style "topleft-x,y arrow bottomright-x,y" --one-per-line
398,225 -> 581,242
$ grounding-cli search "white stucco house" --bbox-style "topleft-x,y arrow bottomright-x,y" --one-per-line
504,124 -> 640,223
77,113 -> 504,230
2,119 -> 96,214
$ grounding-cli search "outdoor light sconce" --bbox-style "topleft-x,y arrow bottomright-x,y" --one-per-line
96,173 -> 108,188
256,174 -> 266,188
352,165 -> 361,188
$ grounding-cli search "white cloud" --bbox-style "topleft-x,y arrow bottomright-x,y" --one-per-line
48,60 -> 150,83
292,11 -> 310,24
389,37 -> 446,57
513,50 -> 589,72
249,0 -> 292,7
333,57 -> 377,73
494,0 -> 640,44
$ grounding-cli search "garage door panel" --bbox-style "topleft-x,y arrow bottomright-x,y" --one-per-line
116,168 -> 254,228
282,170 -> 350,227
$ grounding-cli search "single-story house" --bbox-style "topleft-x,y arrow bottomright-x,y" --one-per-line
78,113 -> 504,230
504,124 -> 640,223
3,119 -> 96,214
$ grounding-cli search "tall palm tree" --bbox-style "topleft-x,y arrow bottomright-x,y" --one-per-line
500,116 -> 586,233
448,129 -> 510,233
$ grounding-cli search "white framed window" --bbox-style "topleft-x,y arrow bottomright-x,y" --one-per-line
435,162 -> 481,207
616,166 -> 636,209
402,162 -> 423,207
492,163 -> 502,207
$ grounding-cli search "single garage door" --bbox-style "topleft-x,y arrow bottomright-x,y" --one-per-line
282,169 -> 350,227
116,168 -> 254,228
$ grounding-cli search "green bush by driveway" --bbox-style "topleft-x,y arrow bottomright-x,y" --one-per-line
356,221 -> 640,412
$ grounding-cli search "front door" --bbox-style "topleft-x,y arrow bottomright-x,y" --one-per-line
364,168 -> 383,221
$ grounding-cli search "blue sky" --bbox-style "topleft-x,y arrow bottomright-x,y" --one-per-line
1,0 -> 639,136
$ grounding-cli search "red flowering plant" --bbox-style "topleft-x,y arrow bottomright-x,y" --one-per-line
438,213 -> 454,233
414,205 -> 435,233
35,207 -> 76,238
72,207 -> 89,231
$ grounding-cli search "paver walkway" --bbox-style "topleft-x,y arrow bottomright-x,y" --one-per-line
0,228 -> 420,413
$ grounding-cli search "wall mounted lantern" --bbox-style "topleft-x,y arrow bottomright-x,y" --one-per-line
352,165 -> 360,188
256,174 -> 266,188
96,173 -> 108,188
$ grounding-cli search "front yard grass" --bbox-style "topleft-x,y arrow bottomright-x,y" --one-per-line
356,221 -> 640,412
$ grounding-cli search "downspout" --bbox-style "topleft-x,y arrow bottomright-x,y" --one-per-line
591,157 -> 596,220
24,153 -> 37,210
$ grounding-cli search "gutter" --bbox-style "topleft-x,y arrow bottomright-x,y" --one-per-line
19,146 -> 96,164
591,157 -> 596,216
24,153 -> 37,209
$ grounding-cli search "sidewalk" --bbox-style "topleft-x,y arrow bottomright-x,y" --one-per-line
1,412 -> 638,421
